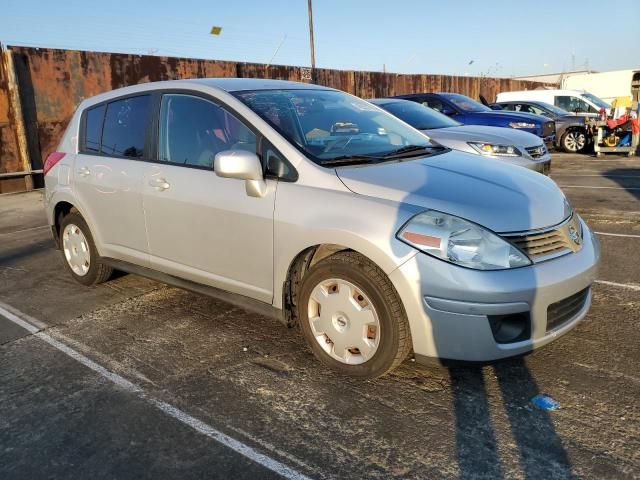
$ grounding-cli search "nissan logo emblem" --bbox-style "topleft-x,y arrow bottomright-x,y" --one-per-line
568,225 -> 581,245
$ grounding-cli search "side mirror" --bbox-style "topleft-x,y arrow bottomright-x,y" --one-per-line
489,104 -> 503,110
214,150 -> 267,198
441,106 -> 457,116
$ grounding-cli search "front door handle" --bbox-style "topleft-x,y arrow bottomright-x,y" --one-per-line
77,166 -> 91,177
149,177 -> 170,191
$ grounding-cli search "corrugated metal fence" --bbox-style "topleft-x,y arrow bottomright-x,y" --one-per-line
0,45 -> 554,192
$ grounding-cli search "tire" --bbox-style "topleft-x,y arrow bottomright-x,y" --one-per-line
561,129 -> 587,153
59,212 -> 113,286
297,251 -> 411,379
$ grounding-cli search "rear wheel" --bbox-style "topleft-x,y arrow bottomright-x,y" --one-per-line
297,251 -> 411,379
561,129 -> 587,153
59,212 -> 113,286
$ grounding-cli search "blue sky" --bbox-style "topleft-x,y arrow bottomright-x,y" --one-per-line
1,0 -> 638,77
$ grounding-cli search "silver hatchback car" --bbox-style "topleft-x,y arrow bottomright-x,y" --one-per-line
44,78 -> 600,378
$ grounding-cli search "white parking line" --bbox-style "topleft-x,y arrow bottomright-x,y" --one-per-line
594,280 -> 640,292
595,231 -> 640,238
558,185 -> 640,191
0,305 -> 314,480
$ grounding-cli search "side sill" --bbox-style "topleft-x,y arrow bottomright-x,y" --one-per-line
102,257 -> 286,326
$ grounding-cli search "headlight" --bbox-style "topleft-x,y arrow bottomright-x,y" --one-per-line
398,210 -> 531,270
468,142 -> 521,157
509,121 -> 536,129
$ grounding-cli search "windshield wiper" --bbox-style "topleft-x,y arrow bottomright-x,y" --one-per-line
319,154 -> 384,166
380,145 -> 443,158
319,145 -> 447,166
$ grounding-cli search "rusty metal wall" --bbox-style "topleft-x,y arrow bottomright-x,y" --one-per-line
1,46 -> 554,193
0,47 -> 28,192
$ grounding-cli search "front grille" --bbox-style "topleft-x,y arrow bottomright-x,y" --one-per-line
543,121 -> 555,137
525,144 -> 547,158
546,288 -> 589,331
502,215 -> 583,262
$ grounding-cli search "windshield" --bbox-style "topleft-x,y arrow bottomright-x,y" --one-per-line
234,89 -> 434,164
582,92 -> 611,109
444,93 -> 491,112
378,101 -> 460,130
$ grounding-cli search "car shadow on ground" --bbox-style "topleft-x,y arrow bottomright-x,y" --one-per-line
449,358 -> 575,479
602,168 -> 640,200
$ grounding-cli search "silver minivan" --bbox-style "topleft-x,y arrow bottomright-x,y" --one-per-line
44,79 -> 600,378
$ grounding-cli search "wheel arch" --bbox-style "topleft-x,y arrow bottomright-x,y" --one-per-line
279,242 -> 409,327
50,197 -> 97,251
559,125 -> 588,152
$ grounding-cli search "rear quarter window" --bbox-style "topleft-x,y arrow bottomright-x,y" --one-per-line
101,95 -> 151,158
83,104 -> 106,153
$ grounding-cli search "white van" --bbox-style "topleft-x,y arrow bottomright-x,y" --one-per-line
496,89 -> 609,117
562,70 -> 640,104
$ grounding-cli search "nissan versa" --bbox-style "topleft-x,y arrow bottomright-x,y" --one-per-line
43,79 -> 600,378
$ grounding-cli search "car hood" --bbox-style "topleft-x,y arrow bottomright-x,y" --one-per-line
424,125 -> 542,148
336,152 -> 571,233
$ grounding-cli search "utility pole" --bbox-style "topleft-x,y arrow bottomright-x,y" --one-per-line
307,0 -> 316,69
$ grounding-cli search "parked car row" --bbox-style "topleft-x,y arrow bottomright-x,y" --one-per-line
44,78 -> 600,379
365,88 -> 612,155
369,98 -> 550,173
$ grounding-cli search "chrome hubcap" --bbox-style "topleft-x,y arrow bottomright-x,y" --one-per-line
307,278 -> 380,365
62,224 -> 90,276
565,131 -> 586,151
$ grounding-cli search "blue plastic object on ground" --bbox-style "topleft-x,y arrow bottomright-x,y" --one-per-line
531,393 -> 561,411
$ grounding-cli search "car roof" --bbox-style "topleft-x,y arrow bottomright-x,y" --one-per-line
77,78 -> 336,110
188,77 -> 333,92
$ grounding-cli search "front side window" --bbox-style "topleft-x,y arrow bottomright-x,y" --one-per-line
159,94 -> 256,169
83,104 -> 106,153
421,97 -> 445,112
101,95 -> 151,158
555,96 -> 595,113
515,104 -> 553,117
536,101 -> 570,116
234,89 -> 434,165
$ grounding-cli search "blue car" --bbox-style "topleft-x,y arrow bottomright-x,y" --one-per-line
392,92 -> 556,147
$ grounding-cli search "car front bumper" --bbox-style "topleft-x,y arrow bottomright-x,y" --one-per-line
388,218 -> 600,364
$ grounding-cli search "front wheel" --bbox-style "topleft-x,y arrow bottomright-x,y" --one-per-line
561,129 -> 587,153
297,251 -> 411,379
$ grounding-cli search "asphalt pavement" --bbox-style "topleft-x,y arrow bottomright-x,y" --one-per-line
1,153 -> 639,479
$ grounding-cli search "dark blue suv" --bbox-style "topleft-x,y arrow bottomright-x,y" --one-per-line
392,92 -> 555,147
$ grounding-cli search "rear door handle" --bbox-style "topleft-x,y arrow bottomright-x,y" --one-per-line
77,166 -> 91,177
149,177 -> 170,191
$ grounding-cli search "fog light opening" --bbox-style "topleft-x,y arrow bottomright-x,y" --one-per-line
488,312 -> 530,344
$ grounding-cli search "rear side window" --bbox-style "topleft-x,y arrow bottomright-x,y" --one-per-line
84,105 -> 105,153
101,96 -> 151,158
158,94 -> 256,169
